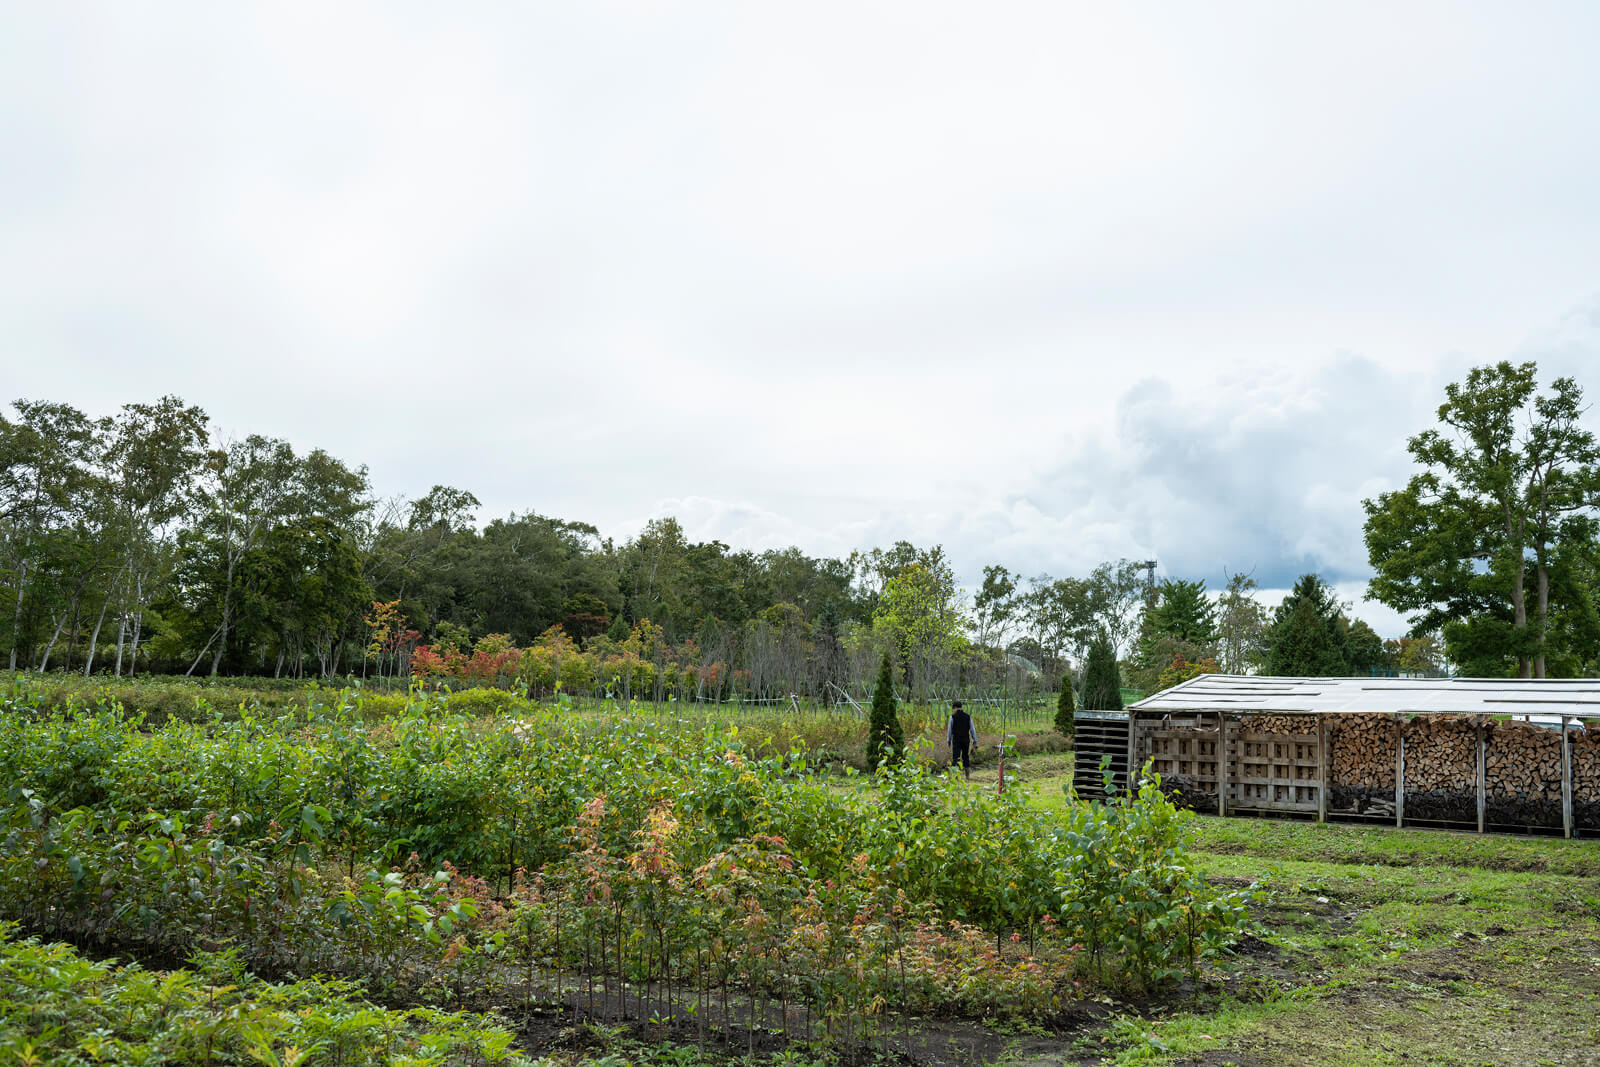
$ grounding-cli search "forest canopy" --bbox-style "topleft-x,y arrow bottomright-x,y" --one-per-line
7,366 -> 1598,697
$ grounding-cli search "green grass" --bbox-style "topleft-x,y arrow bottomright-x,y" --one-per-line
1187,814 -> 1600,878
1129,850 -> 1600,1066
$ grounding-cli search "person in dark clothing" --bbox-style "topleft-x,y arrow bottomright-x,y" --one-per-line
947,700 -> 976,778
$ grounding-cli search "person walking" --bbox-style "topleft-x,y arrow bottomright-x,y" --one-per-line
947,699 -> 976,779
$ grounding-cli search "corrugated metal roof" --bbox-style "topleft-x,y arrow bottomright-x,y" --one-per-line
1126,674 -> 1600,719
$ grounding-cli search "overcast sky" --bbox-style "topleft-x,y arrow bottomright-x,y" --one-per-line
6,2 -> 1600,637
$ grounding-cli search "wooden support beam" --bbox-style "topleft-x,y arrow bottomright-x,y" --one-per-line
1476,715 -> 1486,835
1218,711 -> 1229,817
1393,713 -> 1405,829
1561,715 -> 1573,840
1125,713 -> 1137,796
1316,715 -> 1328,824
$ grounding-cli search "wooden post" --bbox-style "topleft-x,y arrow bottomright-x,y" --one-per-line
1476,715 -> 1486,834
1393,714 -> 1405,829
1316,715 -> 1328,824
1218,711 -> 1229,817
1125,713 -> 1137,795
1561,716 -> 1573,840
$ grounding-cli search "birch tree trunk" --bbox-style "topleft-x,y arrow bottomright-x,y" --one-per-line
37,604 -> 72,671
83,578 -> 119,675
128,570 -> 145,672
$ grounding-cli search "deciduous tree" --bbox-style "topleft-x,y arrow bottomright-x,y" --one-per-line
1085,560 -> 1147,658
1215,570 -> 1268,674
1364,361 -> 1600,677
872,559 -> 965,700
973,564 -> 1019,650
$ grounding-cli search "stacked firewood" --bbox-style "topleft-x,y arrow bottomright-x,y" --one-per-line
1572,727 -> 1600,793
1389,716 -> 1477,822
1574,728 -> 1600,829
1326,714 -> 1397,789
1397,715 -> 1477,791
1141,712 -> 1600,826
1484,721 -> 1564,804
1236,714 -> 1314,735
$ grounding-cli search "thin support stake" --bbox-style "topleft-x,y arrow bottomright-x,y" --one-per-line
1394,713 -> 1405,829
1562,715 -> 1573,840
1316,715 -> 1327,824
1125,713 -> 1137,794
1218,711 -> 1229,818
1476,715 -> 1486,834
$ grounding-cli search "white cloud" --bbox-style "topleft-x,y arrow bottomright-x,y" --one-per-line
6,3 -> 1600,640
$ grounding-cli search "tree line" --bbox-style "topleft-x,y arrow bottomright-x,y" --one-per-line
0,395 -> 1250,701
4,359 -> 1596,699
0,397 -> 1145,699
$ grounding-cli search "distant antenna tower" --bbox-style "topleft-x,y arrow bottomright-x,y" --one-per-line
1134,560 -> 1157,593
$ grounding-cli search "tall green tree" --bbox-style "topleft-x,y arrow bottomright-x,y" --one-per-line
1079,634 -> 1123,710
1022,575 -> 1096,674
972,564 -> 1019,649
620,517 -> 693,639
1086,560 -> 1148,658
1142,578 -> 1217,646
1129,577 -> 1219,691
811,599 -> 847,698
187,436 -> 299,675
238,515 -> 370,677
1340,618 -> 1387,674
848,541 -> 952,623
364,484 -> 481,637
872,560 -> 965,699
1364,361 -> 1600,677
1215,570 -> 1268,674
1264,575 -> 1349,676
866,651 -> 904,767
0,400 -> 99,670
98,397 -> 209,675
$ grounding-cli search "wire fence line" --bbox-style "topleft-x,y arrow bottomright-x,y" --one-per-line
559,686 -> 1062,733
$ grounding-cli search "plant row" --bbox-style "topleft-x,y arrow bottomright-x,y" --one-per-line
0,923 -> 538,1066
0,690 -> 1258,1040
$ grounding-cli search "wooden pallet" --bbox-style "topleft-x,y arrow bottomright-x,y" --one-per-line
1073,712 -> 1130,797
1145,727 -> 1323,812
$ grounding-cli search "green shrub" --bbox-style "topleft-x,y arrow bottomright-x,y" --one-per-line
866,652 -> 903,768
0,687 -> 1257,1035
1054,672 -> 1075,739
0,926 -> 538,1066
1056,760 -> 1260,991
1080,636 -> 1124,711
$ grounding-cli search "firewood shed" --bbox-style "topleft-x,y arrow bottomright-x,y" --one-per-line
1072,675 -> 1600,837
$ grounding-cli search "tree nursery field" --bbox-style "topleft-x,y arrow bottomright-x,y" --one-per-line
2,679 -> 1597,1066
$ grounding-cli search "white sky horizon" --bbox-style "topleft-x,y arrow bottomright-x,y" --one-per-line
6,3 -> 1600,642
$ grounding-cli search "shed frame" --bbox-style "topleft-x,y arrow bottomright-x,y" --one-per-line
1074,675 -> 1597,837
